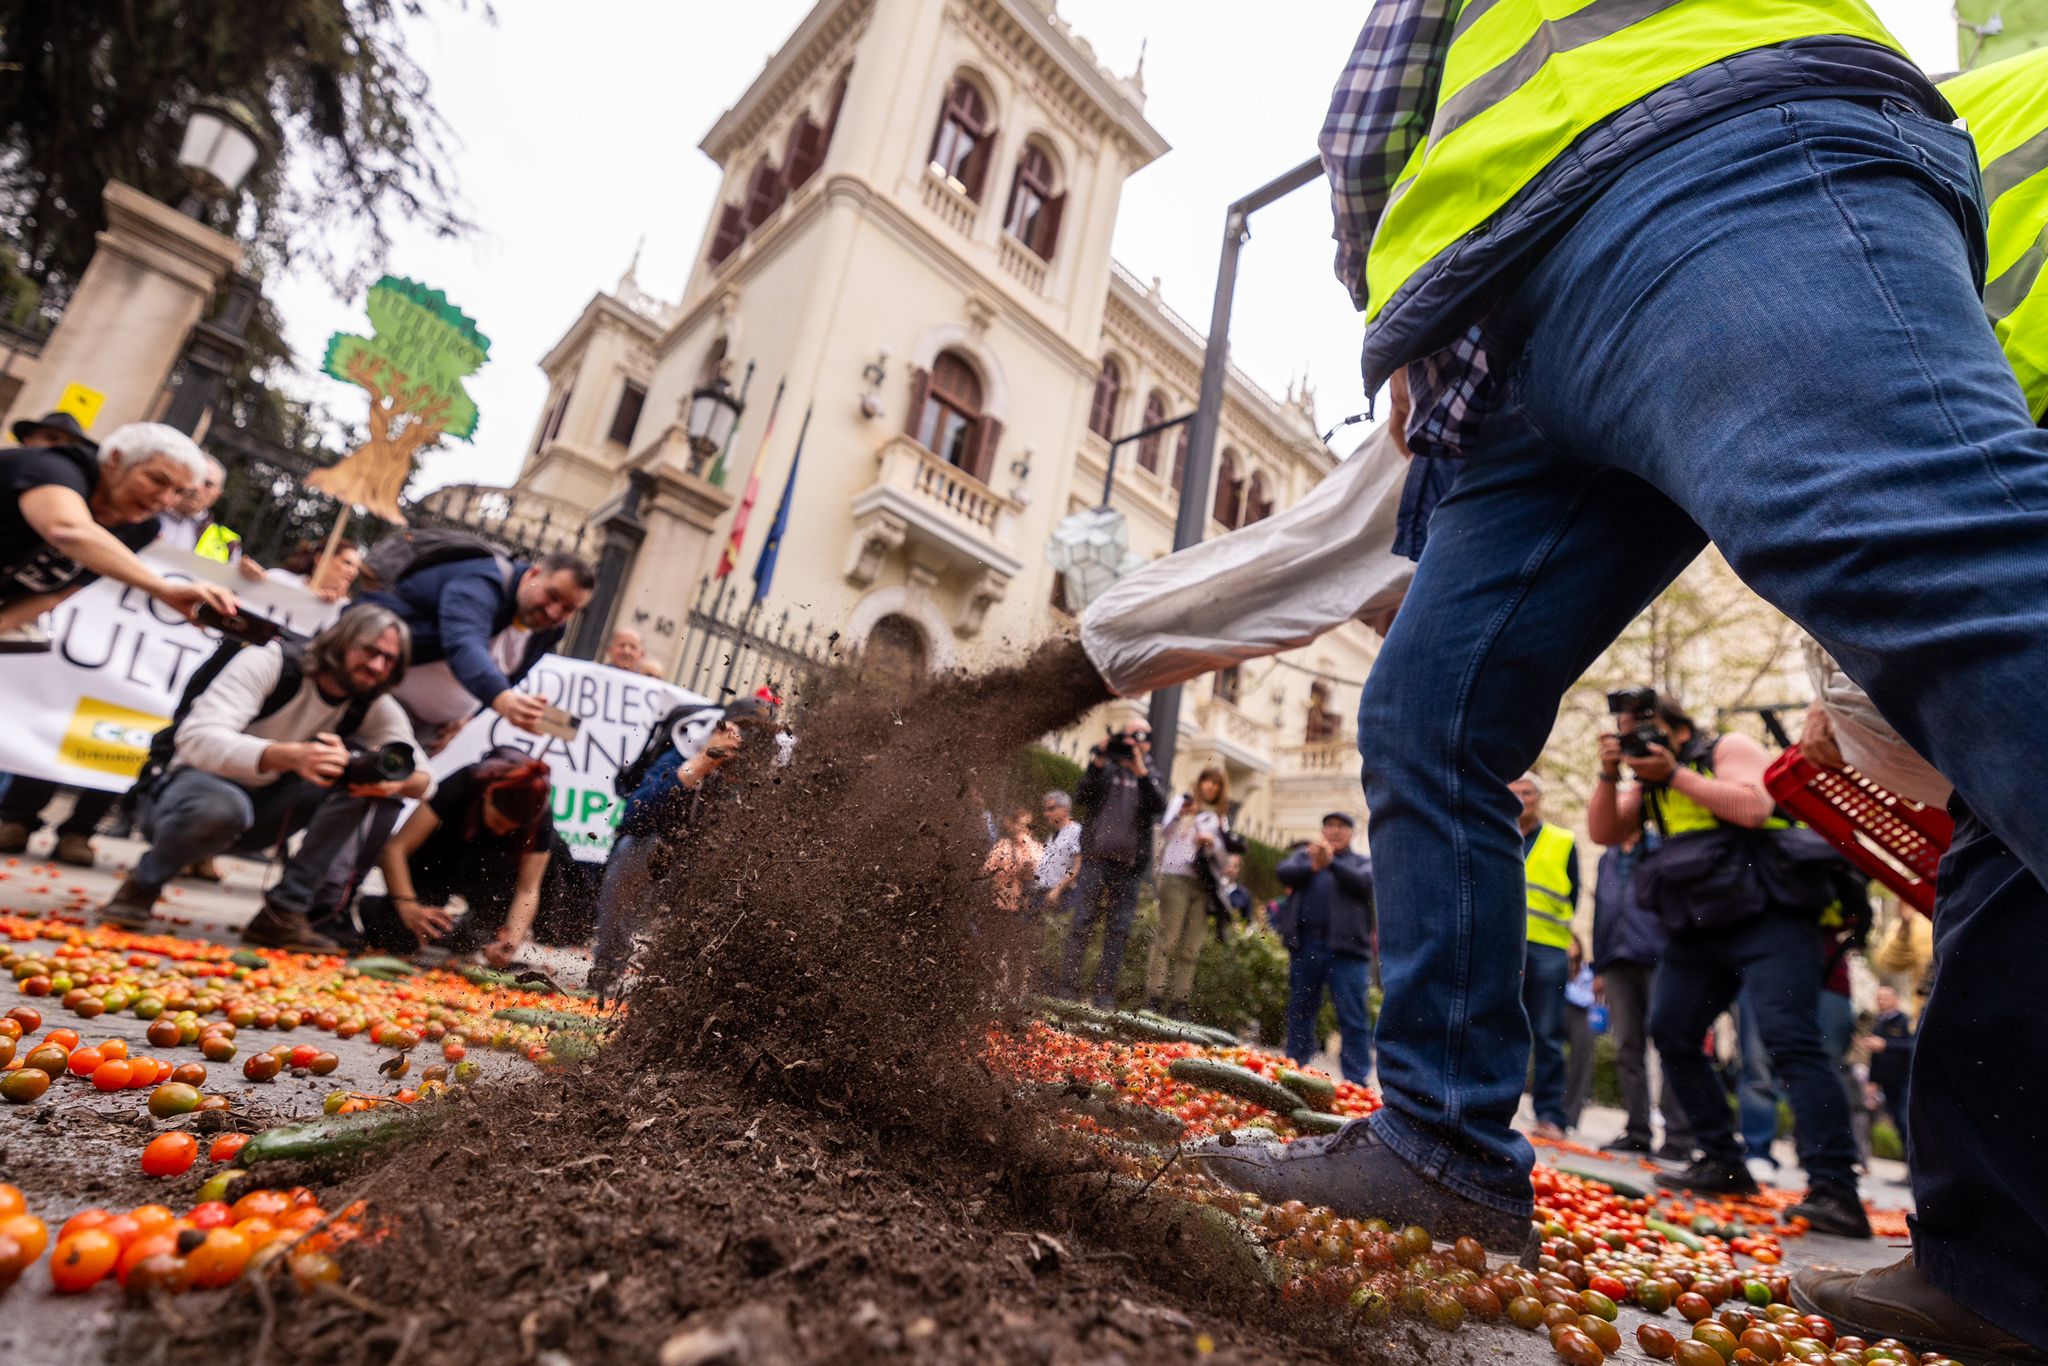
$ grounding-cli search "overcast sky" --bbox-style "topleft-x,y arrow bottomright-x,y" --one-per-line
266,0 -> 1960,493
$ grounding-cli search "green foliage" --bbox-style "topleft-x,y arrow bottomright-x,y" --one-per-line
1237,836 -> 1287,904
1871,1120 -> 1904,1163
1019,747 -> 1084,803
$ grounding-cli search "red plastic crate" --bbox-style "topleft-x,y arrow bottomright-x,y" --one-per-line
1763,744 -> 1952,914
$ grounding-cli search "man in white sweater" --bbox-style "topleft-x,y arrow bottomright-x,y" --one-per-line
101,608 -> 430,949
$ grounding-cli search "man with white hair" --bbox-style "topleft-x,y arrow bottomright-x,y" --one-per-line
0,421 -> 237,633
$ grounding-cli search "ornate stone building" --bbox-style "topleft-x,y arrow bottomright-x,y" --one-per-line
508,0 -> 1378,840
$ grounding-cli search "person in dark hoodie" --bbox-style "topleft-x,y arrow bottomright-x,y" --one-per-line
360,549 -> 594,751
1272,812 -> 1376,1084
1056,720 -> 1167,1009
1590,830 -> 1696,1162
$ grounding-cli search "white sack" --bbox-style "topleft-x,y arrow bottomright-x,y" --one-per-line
1081,423 -> 1414,698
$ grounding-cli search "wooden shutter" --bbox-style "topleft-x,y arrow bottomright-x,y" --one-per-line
608,382 -> 647,446
962,125 -> 995,202
905,366 -> 931,440
964,416 -> 1003,484
708,205 -> 745,267
1035,192 -> 1066,261
787,117 -> 824,190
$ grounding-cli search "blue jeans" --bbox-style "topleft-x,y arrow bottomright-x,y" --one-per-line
1058,859 -> 1142,1005
1357,92 -> 2048,1241
135,768 -> 394,916
1521,942 -> 1570,1128
1284,932 -> 1374,1085
1652,914 -> 1858,1191
591,833 -> 653,989
1737,998 -> 1786,1164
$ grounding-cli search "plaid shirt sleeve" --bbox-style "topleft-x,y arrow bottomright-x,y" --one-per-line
1318,1 -> 1459,310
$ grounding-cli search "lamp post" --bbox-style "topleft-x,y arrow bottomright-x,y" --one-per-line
687,362 -> 750,482
1145,155 -> 1325,788
174,101 -> 266,218
1045,411 -> 1194,615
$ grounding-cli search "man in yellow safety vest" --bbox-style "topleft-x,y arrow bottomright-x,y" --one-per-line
1512,773 -> 1577,1143
1187,5 -> 2048,1354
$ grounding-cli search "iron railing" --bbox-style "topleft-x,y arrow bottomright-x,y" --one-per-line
673,576 -> 840,706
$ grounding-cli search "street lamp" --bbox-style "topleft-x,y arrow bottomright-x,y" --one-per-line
686,374 -> 745,466
176,101 -> 265,217
1045,410 -> 1194,614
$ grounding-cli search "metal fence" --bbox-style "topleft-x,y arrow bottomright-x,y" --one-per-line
673,576 -> 840,706
208,424 -> 591,568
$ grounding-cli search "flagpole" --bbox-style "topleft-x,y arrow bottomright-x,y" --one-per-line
708,360 -> 756,488
714,378 -> 785,581
751,402 -> 812,606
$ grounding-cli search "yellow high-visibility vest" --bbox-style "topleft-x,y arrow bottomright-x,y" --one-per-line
1942,48 -> 2048,421
193,523 -> 241,564
1365,0 -> 1908,328
1524,821 -> 1577,950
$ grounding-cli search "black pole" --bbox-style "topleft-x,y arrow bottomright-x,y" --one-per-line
162,274 -> 262,437
1099,411 -> 1194,508
563,468 -> 652,660
1146,154 -> 1323,788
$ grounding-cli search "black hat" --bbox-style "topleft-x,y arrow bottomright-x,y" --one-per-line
10,410 -> 94,449
1321,811 -> 1357,828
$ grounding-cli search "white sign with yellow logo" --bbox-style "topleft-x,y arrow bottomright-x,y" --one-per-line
0,547 -> 337,792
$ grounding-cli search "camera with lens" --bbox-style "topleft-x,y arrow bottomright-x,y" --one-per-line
340,741 -> 417,789
1100,731 -> 1136,762
193,602 -> 285,647
1605,686 -> 1669,760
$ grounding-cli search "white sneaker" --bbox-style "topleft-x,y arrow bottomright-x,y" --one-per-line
1746,1156 -> 1779,1187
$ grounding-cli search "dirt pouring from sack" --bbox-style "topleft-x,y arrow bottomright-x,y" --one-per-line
130,638 -> 1396,1366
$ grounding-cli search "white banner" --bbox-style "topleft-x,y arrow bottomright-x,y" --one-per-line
427,655 -> 706,862
0,547 -> 341,794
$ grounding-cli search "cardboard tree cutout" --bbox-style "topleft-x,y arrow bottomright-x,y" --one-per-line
310,276 -> 490,525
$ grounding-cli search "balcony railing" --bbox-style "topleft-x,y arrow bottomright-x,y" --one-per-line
998,233 -> 1046,293
921,166 -> 979,237
851,435 -> 1025,582
1277,737 -> 1360,776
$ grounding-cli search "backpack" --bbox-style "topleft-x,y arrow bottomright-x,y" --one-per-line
613,702 -> 723,798
359,529 -> 510,595
130,637 -> 375,798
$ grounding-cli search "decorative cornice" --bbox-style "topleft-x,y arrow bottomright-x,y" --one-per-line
540,292 -> 666,378
959,0 -> 1168,167
701,0 -> 873,166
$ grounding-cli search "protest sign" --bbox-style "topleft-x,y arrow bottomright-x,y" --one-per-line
0,548 -> 337,793
428,654 -> 707,862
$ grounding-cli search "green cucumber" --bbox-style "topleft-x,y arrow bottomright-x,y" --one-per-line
1646,1217 -> 1707,1252
242,1108 -> 426,1165
228,950 -> 266,969
1167,1057 -> 1303,1114
492,1006 -> 613,1032
1556,1165 -> 1648,1199
1288,1108 -> 1347,1135
1132,1010 -> 1239,1048
347,955 -> 418,981
1277,1068 -> 1337,1112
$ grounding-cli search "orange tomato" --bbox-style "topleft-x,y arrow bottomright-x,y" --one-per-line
0,1214 -> 44,1279
232,1215 -> 277,1246
0,1184 -> 21,1217
187,1201 -> 231,1230
92,1058 -> 134,1090
57,1208 -> 110,1243
43,1028 -> 78,1051
97,1212 -> 143,1248
49,1229 -> 121,1292
65,1045 -> 103,1077
128,1204 -> 175,1239
278,1205 -> 328,1233
184,1226 -> 253,1288
97,1038 -> 128,1060
140,1131 -> 197,1177
230,1189 -> 290,1223
208,1133 -> 249,1164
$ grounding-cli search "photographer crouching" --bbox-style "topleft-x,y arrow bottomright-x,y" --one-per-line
1587,689 -> 1867,1237
100,608 -> 429,951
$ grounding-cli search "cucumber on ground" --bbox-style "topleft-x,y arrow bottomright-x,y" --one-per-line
1288,1108 -> 1347,1136
493,1006 -> 613,1033
1556,1165 -> 1648,1200
1166,1057 -> 1303,1114
229,949 -> 266,969
347,955 -> 418,981
1132,1010 -> 1239,1049
1277,1068 -> 1337,1112
241,1108 -> 425,1165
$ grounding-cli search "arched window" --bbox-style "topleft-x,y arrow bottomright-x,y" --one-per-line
783,114 -> 825,192
1170,426 -> 1189,492
1134,391 -> 1168,473
1003,141 -> 1065,261
911,350 -> 985,469
1088,357 -> 1123,441
1213,447 -> 1243,527
707,204 -> 745,268
741,159 -> 787,231
1242,471 -> 1273,525
930,78 -> 995,201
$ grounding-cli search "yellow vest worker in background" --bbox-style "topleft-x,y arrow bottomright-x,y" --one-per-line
1513,773 -> 1577,1142
1183,4 -> 2048,1354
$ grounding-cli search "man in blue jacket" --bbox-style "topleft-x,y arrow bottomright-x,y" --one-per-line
362,550 -> 594,750
1590,832 -> 1694,1162
1272,813 -> 1376,1085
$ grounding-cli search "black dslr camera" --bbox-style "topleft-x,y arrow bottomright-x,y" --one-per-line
340,741 -> 417,789
1606,686 -> 1669,759
193,602 -> 285,646
1100,730 -> 1136,762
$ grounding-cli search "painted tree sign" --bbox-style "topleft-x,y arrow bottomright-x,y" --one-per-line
309,275 -> 490,523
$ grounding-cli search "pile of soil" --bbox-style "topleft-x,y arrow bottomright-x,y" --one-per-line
130,641 -> 1369,1364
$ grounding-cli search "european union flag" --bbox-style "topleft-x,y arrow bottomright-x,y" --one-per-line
752,403 -> 811,604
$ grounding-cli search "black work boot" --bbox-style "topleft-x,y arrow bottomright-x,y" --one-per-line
98,877 -> 161,929
241,901 -> 341,953
1601,1135 -> 1652,1156
1786,1182 -> 1872,1238
1792,1255 -> 2048,1366
1654,1156 -> 1762,1196
1189,1118 -> 1540,1266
